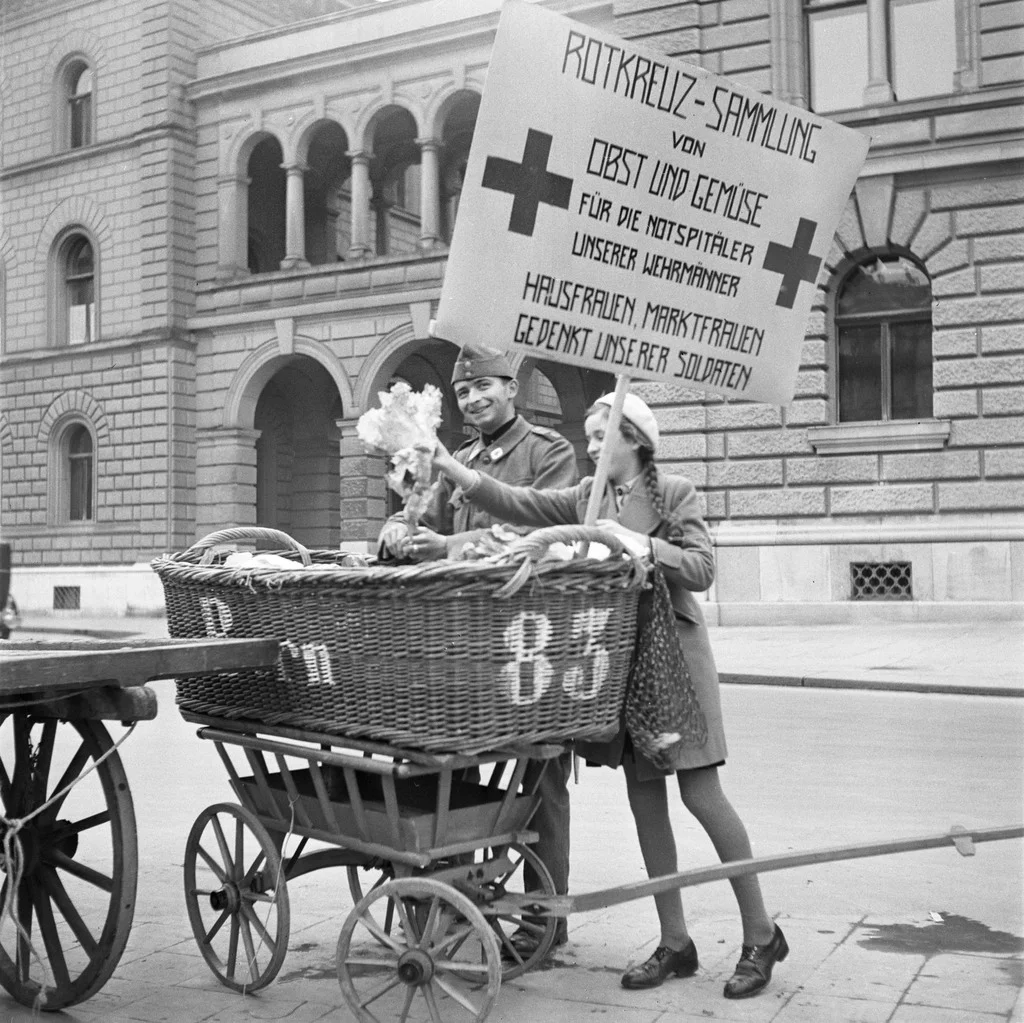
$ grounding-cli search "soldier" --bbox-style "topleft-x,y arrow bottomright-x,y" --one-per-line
379,343 -> 579,561
378,342 -> 578,961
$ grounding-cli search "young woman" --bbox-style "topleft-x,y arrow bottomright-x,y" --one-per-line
429,391 -> 788,999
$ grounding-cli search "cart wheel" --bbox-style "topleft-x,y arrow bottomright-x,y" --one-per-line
475,842 -> 557,980
337,877 -> 501,1023
0,713 -> 138,1011
183,802 -> 290,992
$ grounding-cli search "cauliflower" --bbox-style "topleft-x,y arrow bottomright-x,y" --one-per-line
357,382 -> 443,529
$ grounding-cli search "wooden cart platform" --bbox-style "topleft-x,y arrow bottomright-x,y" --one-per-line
0,637 -> 278,1011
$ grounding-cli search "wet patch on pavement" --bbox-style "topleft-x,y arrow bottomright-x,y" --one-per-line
998,958 -> 1024,988
276,963 -> 339,983
856,913 -> 1024,958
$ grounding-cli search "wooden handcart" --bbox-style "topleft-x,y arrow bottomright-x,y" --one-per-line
0,636 -> 278,1011
179,711 -> 568,1022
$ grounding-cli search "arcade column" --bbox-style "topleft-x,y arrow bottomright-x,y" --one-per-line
336,417 -> 387,551
195,427 -> 261,539
216,173 -> 250,278
346,151 -> 373,260
417,137 -> 441,251
281,162 -> 310,270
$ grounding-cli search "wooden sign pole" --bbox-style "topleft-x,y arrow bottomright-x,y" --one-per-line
582,373 -> 632,528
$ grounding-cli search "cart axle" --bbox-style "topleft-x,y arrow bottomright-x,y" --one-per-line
397,949 -> 434,986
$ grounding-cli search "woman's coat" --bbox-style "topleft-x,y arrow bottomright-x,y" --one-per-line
464,471 -> 729,778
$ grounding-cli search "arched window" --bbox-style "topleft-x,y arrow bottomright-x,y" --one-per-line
67,424 -> 94,520
65,60 -> 94,149
50,420 -> 95,523
835,255 -> 933,422
61,234 -> 96,345
369,108 -> 420,257
247,137 -> 286,273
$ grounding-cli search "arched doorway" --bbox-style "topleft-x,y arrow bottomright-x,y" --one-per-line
254,356 -> 343,548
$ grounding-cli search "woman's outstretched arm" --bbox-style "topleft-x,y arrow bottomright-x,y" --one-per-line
433,440 -> 582,528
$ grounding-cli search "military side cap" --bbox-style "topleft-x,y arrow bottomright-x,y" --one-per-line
451,344 -> 514,383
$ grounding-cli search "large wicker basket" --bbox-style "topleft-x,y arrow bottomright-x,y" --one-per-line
152,526 -> 646,753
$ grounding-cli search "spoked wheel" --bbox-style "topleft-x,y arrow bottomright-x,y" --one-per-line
0,713 -> 138,1010
183,802 -> 290,992
337,877 -> 501,1023
474,842 -> 557,979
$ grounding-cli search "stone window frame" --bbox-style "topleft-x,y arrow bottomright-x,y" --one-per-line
55,53 -> 97,152
810,247 -> 950,454
770,0 -> 981,113
48,415 -> 97,525
51,227 -> 99,347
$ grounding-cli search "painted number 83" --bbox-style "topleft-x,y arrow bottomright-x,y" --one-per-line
500,609 -> 613,706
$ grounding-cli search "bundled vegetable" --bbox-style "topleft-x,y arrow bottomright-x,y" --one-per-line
356,382 -> 443,530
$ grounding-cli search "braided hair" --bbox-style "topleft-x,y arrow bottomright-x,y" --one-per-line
587,402 -> 668,524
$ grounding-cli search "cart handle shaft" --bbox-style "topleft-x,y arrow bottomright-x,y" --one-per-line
490,823 -> 1024,918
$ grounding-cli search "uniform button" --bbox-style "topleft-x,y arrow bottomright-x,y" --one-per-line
481,454 -> 491,463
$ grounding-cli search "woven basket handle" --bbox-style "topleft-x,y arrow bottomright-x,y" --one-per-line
496,524 -> 643,599
177,527 -> 313,567
502,524 -> 628,561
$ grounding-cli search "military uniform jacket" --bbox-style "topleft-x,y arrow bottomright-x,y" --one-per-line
462,470 -> 729,778
387,414 -> 578,556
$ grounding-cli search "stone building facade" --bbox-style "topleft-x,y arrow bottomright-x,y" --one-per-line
1,0 -> 1021,621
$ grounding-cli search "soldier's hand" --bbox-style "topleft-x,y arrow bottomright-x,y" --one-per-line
378,521 -> 411,559
404,527 -> 448,561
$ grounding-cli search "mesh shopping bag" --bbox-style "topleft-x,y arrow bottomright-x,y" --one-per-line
624,568 -> 708,770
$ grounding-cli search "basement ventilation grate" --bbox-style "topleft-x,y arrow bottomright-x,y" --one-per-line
850,562 -> 912,601
53,585 -> 81,610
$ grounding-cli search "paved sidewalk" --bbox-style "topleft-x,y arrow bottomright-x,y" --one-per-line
14,612 -> 1024,696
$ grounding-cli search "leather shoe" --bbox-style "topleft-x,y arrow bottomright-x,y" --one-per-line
723,924 -> 788,999
621,941 -> 698,989
500,926 -> 566,963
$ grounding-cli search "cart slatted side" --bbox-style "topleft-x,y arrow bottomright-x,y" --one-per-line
193,721 -> 563,863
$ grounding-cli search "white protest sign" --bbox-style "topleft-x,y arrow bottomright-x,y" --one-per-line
434,0 -> 870,405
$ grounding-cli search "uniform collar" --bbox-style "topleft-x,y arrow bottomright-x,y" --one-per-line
481,416 -> 517,447
465,414 -> 531,463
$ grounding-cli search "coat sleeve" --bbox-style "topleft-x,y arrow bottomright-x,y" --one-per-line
444,430 -> 579,550
650,479 -> 715,593
464,472 -> 584,528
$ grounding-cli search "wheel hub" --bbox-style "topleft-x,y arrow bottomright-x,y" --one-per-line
209,884 -> 241,913
396,948 -> 434,986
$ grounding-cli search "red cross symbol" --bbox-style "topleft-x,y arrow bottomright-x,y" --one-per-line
482,129 -> 574,237
762,218 -> 823,309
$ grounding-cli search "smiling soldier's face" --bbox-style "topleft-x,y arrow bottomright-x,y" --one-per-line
454,376 -> 518,435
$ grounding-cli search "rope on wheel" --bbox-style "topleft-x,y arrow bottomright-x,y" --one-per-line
239,793 -> 297,997
0,721 -> 138,1011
